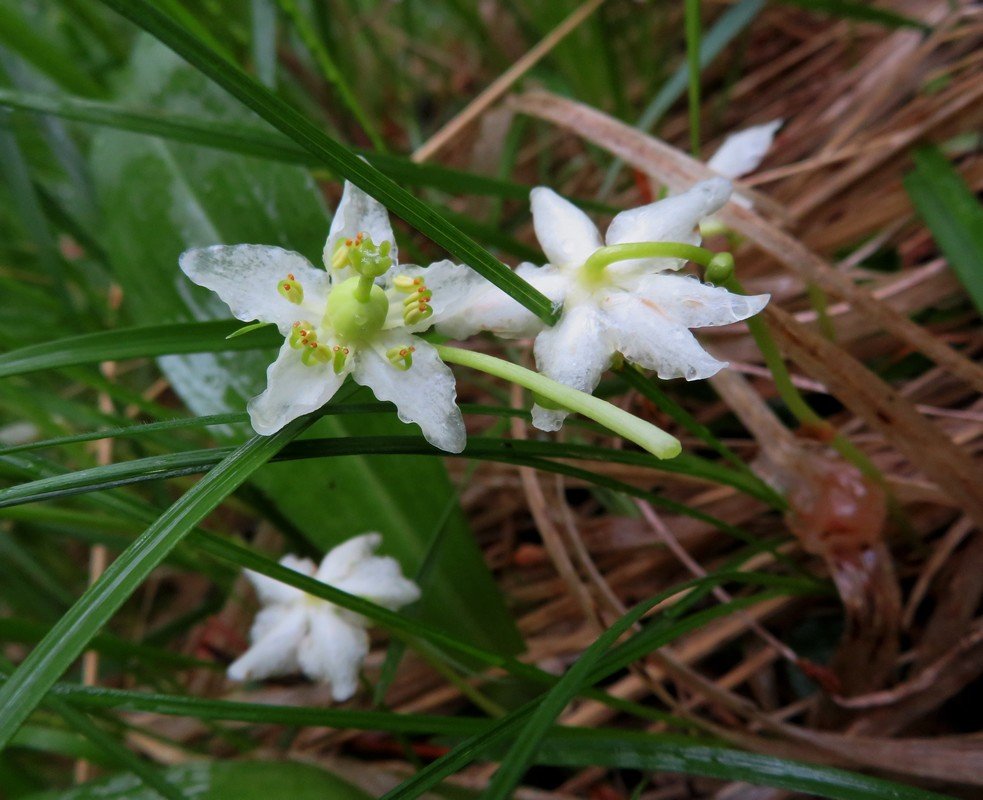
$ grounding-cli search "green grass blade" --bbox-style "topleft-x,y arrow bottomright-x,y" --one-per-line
482,580 -> 695,799
0,321 -> 279,378
276,0 -> 385,151
775,0 -> 931,31
0,417 -> 311,749
536,729 -> 954,800
904,146 -> 983,316
250,0 -> 277,87
599,0 -> 765,196
95,0 -> 556,323
0,5 -> 103,96
684,0 -> 702,157
0,88 -> 603,207
45,681 -> 482,736
0,436 -> 780,509
378,589 -> 791,800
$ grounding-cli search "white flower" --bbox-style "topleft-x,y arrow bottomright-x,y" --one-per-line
227,533 -> 420,701
180,181 -> 466,453
707,119 -> 782,179
419,179 -> 770,431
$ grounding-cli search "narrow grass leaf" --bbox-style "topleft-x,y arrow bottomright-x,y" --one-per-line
536,728 -> 955,800
904,147 -> 983,316
96,0 -> 556,322
0,436 -> 780,509
0,417 -> 311,748
775,0 -> 931,31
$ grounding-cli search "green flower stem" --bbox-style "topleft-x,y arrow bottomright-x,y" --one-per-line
581,241 -> 718,285
435,345 -> 681,459
724,277 -> 882,481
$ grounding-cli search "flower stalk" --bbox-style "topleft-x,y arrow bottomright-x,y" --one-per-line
434,345 -> 681,459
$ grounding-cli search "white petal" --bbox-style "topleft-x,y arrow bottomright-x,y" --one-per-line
316,533 -> 383,583
604,178 -> 732,275
601,292 -> 727,380
422,261 -> 565,340
531,187 -> 603,269
707,120 -> 782,179
227,605 -> 307,682
531,303 -> 614,432
335,555 -> 421,610
244,553 -> 315,607
324,181 -> 397,275
354,335 -> 466,453
180,245 -> 331,334
296,607 -> 370,701
634,274 -> 770,328
247,340 -> 348,435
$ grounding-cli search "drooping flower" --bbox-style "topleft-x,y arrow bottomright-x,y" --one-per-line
180,181 -> 466,452
707,119 -> 783,180
227,533 -> 420,701
418,178 -> 770,431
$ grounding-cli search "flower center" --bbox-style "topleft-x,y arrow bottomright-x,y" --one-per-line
278,233 -> 439,371
325,276 -> 389,340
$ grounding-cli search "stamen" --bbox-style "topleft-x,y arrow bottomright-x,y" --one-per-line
403,288 -> 432,307
289,321 -> 315,348
301,341 -> 331,366
278,274 -> 304,304
398,277 -> 433,326
386,345 -> 415,371
392,274 -> 424,293
331,239 -> 350,270
332,345 -> 350,374
403,303 -> 433,326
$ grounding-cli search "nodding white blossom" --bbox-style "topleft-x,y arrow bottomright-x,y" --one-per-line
707,119 -> 783,180
705,119 -> 782,218
180,181 -> 466,452
227,533 -> 420,701
417,179 -> 770,431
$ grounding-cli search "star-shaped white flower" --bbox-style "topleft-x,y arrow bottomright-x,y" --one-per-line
421,178 -> 770,431
227,533 -> 420,701
180,181 -> 466,452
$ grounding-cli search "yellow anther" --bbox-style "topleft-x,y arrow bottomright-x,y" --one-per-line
277,274 -> 304,304
403,288 -> 432,308
331,239 -> 350,270
403,304 -> 433,326
392,274 -> 423,293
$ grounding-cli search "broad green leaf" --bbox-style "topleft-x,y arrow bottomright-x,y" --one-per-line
904,147 -> 983,316
23,760 -> 371,800
87,38 -> 522,655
